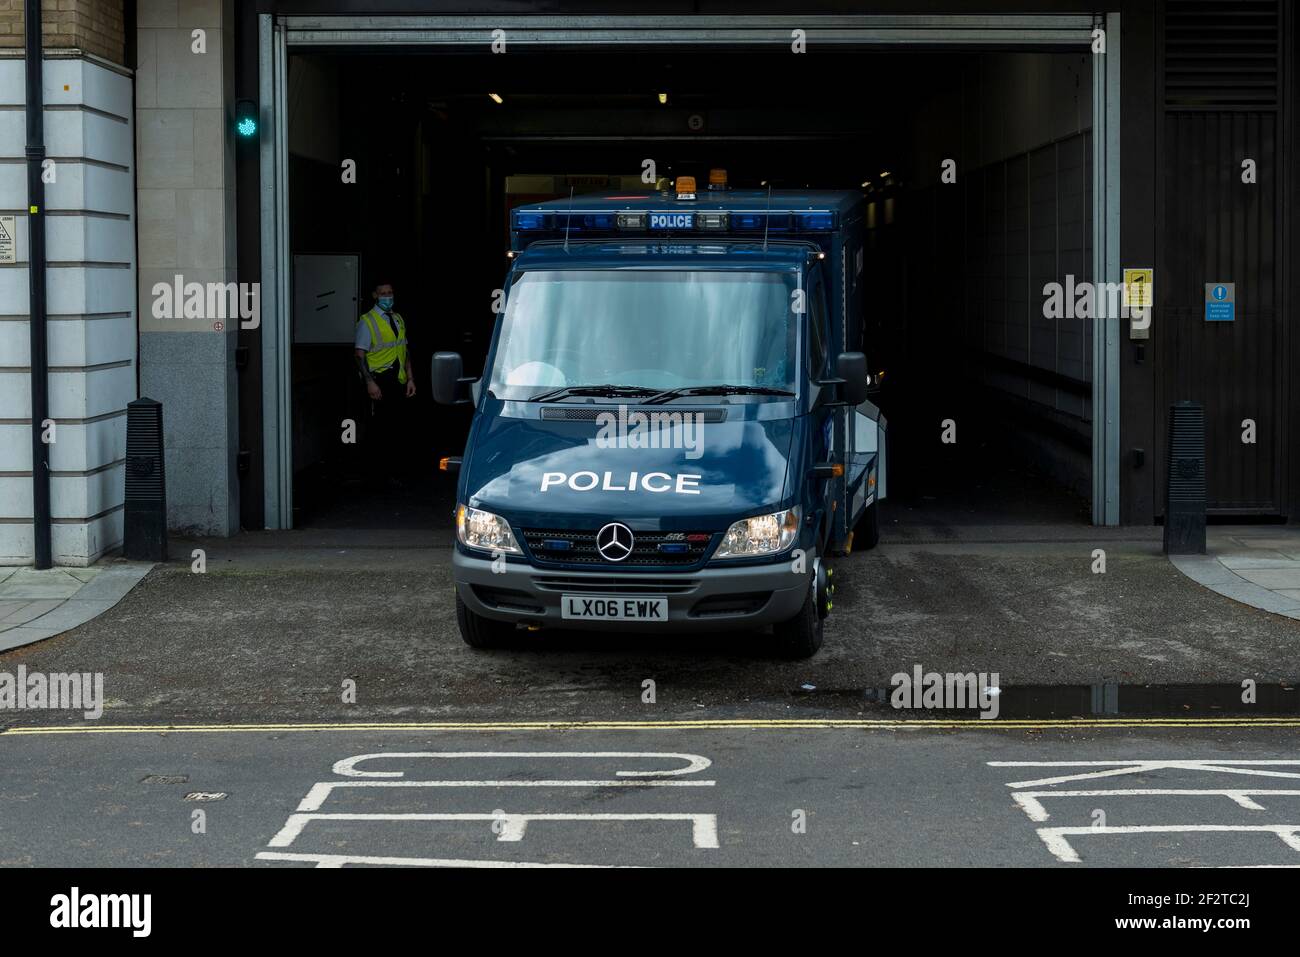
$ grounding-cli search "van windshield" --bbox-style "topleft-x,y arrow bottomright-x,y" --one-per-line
488,270 -> 799,400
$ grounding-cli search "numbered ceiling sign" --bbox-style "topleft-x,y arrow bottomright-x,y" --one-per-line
1204,282 -> 1235,322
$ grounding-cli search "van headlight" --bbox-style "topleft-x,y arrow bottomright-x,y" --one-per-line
713,506 -> 801,559
456,504 -> 521,554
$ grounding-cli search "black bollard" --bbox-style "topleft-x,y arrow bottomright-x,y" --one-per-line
1163,401 -> 1206,555
123,397 -> 168,561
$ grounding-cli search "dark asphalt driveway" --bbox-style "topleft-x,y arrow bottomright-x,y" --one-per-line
2,525 -> 1296,727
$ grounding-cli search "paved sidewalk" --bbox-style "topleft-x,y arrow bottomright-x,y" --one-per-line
0,561 -> 154,652
1169,527 -> 1300,621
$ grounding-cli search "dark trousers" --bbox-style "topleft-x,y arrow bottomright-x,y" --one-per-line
366,367 -> 406,481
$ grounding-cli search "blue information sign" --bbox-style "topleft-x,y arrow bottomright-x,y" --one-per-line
1204,282 -> 1235,322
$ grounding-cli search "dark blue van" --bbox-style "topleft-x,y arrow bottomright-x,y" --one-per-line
433,176 -> 886,658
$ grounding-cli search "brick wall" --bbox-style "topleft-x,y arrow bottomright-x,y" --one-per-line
0,0 -> 127,66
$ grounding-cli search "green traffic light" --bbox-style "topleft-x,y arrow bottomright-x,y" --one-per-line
237,116 -> 257,137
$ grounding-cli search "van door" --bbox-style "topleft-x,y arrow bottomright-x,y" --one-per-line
846,397 -> 887,523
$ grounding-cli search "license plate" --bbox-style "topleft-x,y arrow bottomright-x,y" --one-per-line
561,594 -> 668,622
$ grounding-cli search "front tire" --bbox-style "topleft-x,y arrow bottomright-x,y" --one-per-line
455,594 -> 518,649
772,580 -> 824,659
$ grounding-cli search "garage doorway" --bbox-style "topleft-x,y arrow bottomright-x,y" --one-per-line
256,14 -> 1122,531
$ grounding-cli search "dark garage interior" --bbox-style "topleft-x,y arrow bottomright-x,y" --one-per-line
277,46 -> 1097,533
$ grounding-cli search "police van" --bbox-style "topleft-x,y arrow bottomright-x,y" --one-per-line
433,172 -> 886,658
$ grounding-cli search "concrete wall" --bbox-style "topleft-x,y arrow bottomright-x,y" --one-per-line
287,54 -> 340,166
0,0 -> 127,64
0,54 -> 135,565
135,0 -> 239,536
904,52 -> 1092,181
898,52 -> 1097,501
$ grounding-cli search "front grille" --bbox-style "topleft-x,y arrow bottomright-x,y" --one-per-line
523,528 -> 713,566
533,575 -> 698,594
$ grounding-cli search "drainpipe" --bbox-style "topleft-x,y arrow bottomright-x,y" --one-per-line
25,0 -> 51,569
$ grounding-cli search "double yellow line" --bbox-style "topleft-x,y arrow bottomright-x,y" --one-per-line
4,716 -> 1300,735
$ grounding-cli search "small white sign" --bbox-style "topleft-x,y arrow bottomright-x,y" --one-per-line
0,215 -> 15,264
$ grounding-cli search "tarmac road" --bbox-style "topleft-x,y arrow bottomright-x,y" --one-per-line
1,721 -> 1298,868
0,524 -> 1295,727
2,518 -> 1298,868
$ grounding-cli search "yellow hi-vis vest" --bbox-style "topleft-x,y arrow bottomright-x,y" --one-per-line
358,307 -> 408,384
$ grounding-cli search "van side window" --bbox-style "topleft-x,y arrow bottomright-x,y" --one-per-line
808,278 -> 829,380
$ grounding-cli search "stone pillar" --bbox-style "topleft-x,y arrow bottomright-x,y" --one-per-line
135,0 -> 239,536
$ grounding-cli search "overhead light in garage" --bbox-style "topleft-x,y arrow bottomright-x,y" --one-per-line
488,93 -> 503,105
658,93 -> 668,105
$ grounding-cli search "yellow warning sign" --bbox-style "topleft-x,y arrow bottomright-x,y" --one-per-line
0,215 -> 14,265
1123,267 -> 1153,308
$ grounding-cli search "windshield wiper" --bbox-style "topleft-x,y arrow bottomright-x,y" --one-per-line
531,384 -> 660,402
644,384 -> 795,404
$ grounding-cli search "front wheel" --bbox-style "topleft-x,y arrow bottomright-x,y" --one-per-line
772,580 -> 824,659
455,594 -> 518,649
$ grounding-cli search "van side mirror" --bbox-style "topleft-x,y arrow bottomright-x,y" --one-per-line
835,351 -> 869,406
432,351 -> 475,405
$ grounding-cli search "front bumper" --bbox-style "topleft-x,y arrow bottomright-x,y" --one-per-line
453,549 -> 813,632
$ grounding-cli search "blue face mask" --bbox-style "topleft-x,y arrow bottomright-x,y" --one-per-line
377,297 -> 394,311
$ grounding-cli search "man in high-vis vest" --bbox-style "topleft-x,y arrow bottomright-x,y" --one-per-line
354,281 -> 415,482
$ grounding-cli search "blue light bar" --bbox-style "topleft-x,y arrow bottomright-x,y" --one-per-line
514,208 -> 832,235
795,212 -> 834,231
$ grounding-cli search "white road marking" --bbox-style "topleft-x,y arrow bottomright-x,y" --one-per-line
260,750 -> 722,867
254,851 -> 628,868
296,778 -> 715,812
267,812 -> 720,850
1036,824 -> 1300,864
989,759 -> 1300,789
994,759 -> 1300,865
1010,789 -> 1300,822
332,751 -> 712,778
